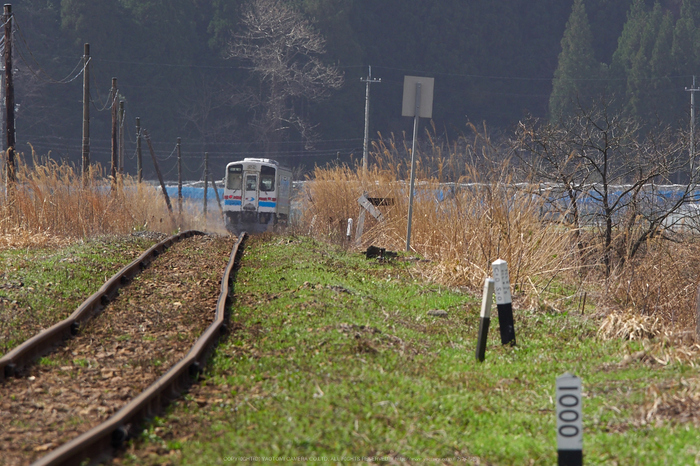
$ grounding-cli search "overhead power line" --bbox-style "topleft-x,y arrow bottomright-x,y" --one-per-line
12,17 -> 86,85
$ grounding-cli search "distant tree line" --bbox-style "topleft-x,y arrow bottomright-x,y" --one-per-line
550,0 -> 700,128
8,0 -> 694,176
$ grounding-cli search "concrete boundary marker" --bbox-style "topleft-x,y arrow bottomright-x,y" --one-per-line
556,372 -> 583,466
475,277 -> 494,362
492,259 -> 516,346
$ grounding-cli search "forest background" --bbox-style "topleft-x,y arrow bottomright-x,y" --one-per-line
6,0 -> 700,179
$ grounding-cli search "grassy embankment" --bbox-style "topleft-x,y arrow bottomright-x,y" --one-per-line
121,234 -> 700,465
0,235 -> 159,355
0,156 -> 208,354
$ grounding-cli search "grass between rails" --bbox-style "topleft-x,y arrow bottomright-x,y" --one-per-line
119,234 -> 700,465
0,234 -> 160,355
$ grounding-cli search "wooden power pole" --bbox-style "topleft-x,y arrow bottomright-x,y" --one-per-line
81,43 -> 90,186
110,78 -> 118,182
118,100 -> 125,174
4,4 -> 15,186
177,137 -> 182,214
203,151 -> 209,221
145,130 -> 173,213
136,117 -> 142,183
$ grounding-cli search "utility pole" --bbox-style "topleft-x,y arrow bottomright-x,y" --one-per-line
110,78 -> 118,182
4,4 -> 15,187
145,130 -> 172,213
177,138 -> 182,215
81,43 -> 90,186
136,117 -> 142,183
361,65 -> 381,171
118,100 -> 125,174
687,75 -> 699,173
203,151 -> 209,222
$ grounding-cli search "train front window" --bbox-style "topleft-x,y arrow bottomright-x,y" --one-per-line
227,165 -> 242,190
246,175 -> 257,191
260,166 -> 276,192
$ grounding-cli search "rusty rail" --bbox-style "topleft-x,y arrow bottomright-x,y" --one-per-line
32,232 -> 247,466
0,230 -> 204,382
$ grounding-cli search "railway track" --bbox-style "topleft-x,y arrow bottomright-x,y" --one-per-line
0,230 -> 246,466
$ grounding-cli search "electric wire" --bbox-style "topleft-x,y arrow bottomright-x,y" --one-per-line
12,18 -> 86,85
90,86 -> 118,113
89,88 -> 113,112
155,143 -> 178,162
181,157 -> 205,174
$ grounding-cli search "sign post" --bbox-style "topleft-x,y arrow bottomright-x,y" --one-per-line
556,372 -> 583,466
402,76 -> 434,252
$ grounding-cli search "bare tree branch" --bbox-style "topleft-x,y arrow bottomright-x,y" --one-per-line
226,0 -> 343,154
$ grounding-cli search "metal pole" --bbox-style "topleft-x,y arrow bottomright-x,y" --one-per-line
136,117 -> 142,183
361,66 -> 381,171
81,43 -> 90,186
686,76 -> 699,174
406,82 -> 421,252
692,75 -> 696,166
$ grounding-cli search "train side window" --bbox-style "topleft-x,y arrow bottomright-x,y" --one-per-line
227,165 -> 242,190
260,166 -> 276,192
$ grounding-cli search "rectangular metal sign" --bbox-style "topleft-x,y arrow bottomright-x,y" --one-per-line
401,76 -> 434,118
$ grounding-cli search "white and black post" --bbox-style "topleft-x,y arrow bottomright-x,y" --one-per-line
346,218 -> 353,242
492,259 -> 516,345
556,372 -> 583,466
475,278 -> 495,362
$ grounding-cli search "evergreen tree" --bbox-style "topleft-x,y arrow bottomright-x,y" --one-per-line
609,0 -> 648,107
625,2 -> 663,122
549,0 -> 601,121
648,10 -> 676,125
609,1 -> 682,126
672,0 -> 700,78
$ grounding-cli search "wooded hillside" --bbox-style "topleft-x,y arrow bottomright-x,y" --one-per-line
6,0 -> 697,177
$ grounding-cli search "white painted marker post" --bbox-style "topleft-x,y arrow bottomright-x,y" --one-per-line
475,278 -> 495,362
491,259 -> 516,345
346,218 -> 353,242
556,372 -> 583,466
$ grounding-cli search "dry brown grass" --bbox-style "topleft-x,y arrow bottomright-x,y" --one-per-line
1,154 -> 204,248
299,134 -> 578,296
597,312 -> 663,341
298,132 -> 700,338
604,239 -> 700,332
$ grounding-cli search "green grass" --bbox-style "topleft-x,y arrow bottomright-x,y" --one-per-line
0,235 -> 157,355
122,234 -> 700,465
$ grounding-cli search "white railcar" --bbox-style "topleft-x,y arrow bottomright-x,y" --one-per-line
222,158 -> 292,233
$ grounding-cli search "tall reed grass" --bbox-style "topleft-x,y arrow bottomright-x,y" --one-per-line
299,133 -> 578,295
1,153 -> 201,246
298,132 -> 700,337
